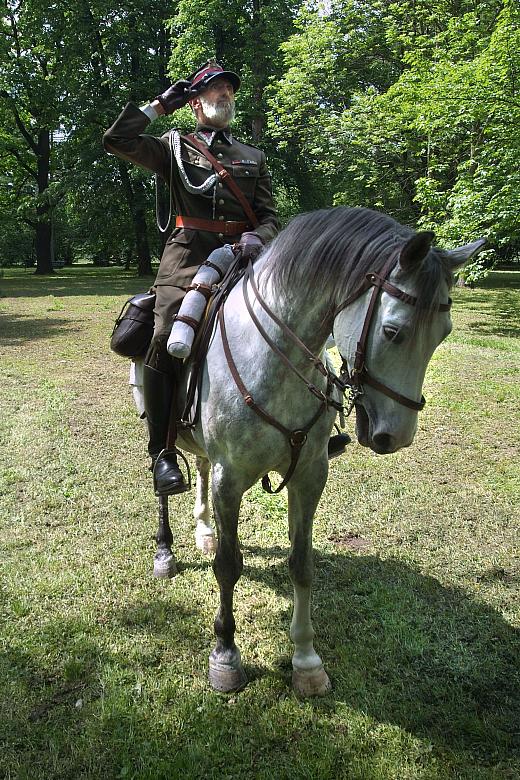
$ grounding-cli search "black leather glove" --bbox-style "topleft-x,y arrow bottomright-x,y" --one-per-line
155,80 -> 197,114
239,232 -> 264,262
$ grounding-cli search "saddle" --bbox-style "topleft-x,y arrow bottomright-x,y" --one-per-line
173,249 -> 248,433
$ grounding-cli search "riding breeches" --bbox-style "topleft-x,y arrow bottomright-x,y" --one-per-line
145,285 -> 185,374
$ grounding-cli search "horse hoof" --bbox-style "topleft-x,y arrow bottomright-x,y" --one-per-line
196,533 -> 217,555
153,553 -> 177,578
208,659 -> 247,693
292,665 -> 331,697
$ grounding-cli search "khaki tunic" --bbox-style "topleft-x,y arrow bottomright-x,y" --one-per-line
103,103 -> 279,341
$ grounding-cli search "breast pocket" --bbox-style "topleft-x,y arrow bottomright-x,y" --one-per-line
181,150 -> 213,179
231,164 -> 258,197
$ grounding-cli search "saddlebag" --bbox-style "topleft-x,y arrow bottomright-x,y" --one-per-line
110,291 -> 156,359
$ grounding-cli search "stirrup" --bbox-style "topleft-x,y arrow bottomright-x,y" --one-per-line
152,448 -> 192,496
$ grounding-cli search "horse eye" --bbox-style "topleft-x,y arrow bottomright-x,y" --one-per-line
383,325 -> 403,343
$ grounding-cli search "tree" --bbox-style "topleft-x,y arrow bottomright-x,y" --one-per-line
0,1 -> 83,273
267,0 -> 518,280
63,0 -> 178,276
267,0 -> 402,213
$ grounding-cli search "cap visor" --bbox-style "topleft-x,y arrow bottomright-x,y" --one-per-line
202,71 -> 241,92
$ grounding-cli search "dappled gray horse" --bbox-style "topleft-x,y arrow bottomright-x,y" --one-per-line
155,206 -> 484,696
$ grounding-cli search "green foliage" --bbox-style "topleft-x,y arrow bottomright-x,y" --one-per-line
267,0 -> 519,281
0,0 -> 518,279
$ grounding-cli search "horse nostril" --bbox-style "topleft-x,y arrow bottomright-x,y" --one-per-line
372,433 -> 394,453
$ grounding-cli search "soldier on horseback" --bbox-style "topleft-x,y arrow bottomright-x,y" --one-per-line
103,61 -> 279,496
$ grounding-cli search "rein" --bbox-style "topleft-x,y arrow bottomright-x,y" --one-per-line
335,255 -> 452,413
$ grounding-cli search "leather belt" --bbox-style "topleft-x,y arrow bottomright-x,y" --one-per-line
175,216 -> 250,235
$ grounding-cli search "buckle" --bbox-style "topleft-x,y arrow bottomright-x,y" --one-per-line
290,430 -> 307,447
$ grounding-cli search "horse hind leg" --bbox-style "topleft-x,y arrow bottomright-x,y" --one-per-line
287,459 -> 331,696
194,456 -> 217,555
208,464 -> 247,693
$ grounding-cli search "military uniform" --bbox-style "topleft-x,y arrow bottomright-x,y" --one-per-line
103,68 -> 281,498
103,103 -> 279,342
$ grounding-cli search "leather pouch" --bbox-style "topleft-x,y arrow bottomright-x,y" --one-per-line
110,291 -> 156,358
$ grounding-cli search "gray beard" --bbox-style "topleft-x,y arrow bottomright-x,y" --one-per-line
199,96 -> 235,127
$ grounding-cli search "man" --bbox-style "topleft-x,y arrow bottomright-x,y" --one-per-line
103,61 -> 279,496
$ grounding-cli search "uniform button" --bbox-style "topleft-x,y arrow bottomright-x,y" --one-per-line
217,153 -> 224,158
218,182 -> 224,189
218,215 -> 225,221
218,233 -> 224,239
245,170 -> 250,175
219,199 -> 225,205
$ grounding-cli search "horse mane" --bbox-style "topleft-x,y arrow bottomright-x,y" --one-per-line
260,206 -> 454,332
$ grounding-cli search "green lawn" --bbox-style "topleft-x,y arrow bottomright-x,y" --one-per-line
0,266 -> 518,780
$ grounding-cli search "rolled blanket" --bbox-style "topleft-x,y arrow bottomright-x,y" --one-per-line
167,245 -> 236,358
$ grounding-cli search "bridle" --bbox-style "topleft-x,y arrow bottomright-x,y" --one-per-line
219,254 -> 451,493
334,253 -> 452,414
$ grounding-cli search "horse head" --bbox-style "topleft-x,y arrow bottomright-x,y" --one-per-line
333,232 -> 486,454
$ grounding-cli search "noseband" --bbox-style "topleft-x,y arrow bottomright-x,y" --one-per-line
334,254 -> 452,413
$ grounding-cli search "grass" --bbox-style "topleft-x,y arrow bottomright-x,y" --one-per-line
0,266 -> 518,780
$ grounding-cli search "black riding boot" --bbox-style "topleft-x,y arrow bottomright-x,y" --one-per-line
143,363 -> 188,496
328,432 -> 352,459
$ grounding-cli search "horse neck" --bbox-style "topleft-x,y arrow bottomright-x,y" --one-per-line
254,259 -> 333,357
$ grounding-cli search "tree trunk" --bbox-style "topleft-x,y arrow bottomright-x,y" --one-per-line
82,2 -> 153,277
117,161 -> 153,276
134,199 -> 153,277
34,128 -> 54,275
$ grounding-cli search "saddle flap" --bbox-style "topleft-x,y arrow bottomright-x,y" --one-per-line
177,252 -> 247,427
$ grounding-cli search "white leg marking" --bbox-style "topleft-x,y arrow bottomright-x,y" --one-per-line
194,456 -> 217,554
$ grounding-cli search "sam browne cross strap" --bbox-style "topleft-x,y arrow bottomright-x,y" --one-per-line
180,133 -> 260,229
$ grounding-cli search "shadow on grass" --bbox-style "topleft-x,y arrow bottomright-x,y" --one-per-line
0,312 -> 79,343
454,287 -> 520,339
1,550 -> 518,778
242,544 -> 519,758
0,267 -> 156,299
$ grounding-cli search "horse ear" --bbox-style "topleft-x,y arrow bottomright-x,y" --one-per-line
399,231 -> 435,271
445,238 -> 487,271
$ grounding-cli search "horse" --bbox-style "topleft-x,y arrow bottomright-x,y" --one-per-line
152,206 -> 484,696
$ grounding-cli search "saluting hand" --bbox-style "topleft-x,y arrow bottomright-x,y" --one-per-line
155,80 -> 198,114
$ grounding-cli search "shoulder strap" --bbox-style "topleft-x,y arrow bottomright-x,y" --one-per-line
183,134 -> 259,228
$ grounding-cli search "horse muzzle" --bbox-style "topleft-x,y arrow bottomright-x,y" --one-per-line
355,402 -> 416,454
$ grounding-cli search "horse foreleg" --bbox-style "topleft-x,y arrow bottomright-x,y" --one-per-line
208,464 -> 247,693
287,459 -> 331,696
194,456 -> 217,555
153,495 -> 177,578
